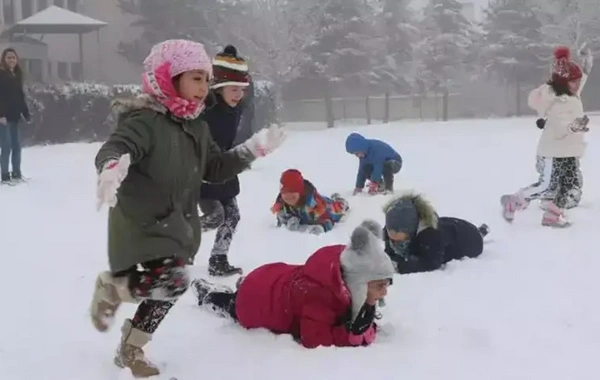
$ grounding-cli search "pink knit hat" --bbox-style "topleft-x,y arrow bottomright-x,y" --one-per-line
141,39 -> 212,119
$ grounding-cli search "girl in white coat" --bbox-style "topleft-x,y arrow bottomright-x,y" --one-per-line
501,46 -> 592,227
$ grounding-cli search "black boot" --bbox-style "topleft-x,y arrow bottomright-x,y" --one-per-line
1,173 -> 11,185
478,223 -> 490,237
208,254 -> 242,277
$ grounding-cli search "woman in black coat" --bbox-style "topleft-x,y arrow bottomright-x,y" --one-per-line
199,45 -> 252,277
0,48 -> 30,184
382,192 -> 489,274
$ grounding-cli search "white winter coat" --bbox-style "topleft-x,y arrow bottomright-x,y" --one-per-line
528,74 -> 588,158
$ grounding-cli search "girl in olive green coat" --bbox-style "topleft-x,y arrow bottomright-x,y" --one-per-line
89,39 -> 285,377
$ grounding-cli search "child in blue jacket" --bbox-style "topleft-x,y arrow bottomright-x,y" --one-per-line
345,133 -> 402,195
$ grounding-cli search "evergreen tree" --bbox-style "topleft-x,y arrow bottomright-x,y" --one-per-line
302,0 -> 372,86
117,0 -> 236,64
416,0 -> 474,95
372,0 -> 419,94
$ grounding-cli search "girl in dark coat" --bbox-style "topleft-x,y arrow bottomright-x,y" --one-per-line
382,192 -> 489,274
199,45 -> 252,276
0,48 -> 30,184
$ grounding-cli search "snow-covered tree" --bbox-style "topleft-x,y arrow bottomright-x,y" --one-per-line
416,0 -> 475,119
371,0 -> 419,94
302,0 -> 373,85
533,0 -> 600,53
480,0 -> 548,114
117,0 -> 239,64
220,0 -> 318,88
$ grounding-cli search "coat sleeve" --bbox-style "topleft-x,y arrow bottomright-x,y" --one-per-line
355,160 -> 368,188
299,299 -> 377,348
95,114 -> 154,172
203,130 -> 254,183
395,227 -> 446,274
368,141 -> 398,183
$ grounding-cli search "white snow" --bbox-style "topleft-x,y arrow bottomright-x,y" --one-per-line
1,117 -> 599,380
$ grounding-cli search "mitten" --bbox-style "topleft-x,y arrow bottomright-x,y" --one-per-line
536,118 -> 546,129
569,115 -> 590,133
286,216 -> 301,231
367,181 -> 380,195
243,125 -> 286,158
306,224 -> 325,235
96,154 -> 131,210
347,304 -> 376,335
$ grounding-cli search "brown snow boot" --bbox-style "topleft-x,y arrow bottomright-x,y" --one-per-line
114,319 -> 160,378
90,271 -> 136,332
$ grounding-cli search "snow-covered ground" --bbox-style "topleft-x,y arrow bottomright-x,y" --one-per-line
1,116 -> 599,380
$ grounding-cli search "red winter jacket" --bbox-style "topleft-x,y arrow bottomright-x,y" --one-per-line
235,244 -> 377,348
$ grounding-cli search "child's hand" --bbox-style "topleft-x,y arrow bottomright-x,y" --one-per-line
368,182 -> 381,195
286,217 -> 301,231
306,225 -> 324,235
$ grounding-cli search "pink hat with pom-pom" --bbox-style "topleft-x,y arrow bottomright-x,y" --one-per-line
552,46 -> 582,84
141,39 -> 212,119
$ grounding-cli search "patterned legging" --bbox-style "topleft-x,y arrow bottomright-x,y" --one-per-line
199,198 -> 241,257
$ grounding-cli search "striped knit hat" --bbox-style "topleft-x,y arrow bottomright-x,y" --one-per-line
211,45 -> 250,89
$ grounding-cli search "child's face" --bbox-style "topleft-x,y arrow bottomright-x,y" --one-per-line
366,279 -> 390,304
387,229 -> 409,241
177,70 -> 209,103
281,191 -> 300,206
220,86 -> 245,107
355,152 -> 365,158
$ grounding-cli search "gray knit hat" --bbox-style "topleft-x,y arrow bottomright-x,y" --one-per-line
385,198 -> 419,236
340,219 -> 396,322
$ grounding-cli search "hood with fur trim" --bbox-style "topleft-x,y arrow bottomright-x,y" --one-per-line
106,94 -> 168,130
383,192 -> 438,233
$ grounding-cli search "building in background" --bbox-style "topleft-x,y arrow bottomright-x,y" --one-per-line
0,0 -> 141,84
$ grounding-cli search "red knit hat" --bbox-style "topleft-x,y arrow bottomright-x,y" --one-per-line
552,46 -> 582,84
280,169 -> 304,194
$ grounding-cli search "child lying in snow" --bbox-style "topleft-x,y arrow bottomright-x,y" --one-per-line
382,192 -> 489,274
271,169 -> 349,235
191,219 -> 395,348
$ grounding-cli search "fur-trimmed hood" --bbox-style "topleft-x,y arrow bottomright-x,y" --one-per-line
383,192 -> 438,233
106,94 -> 167,130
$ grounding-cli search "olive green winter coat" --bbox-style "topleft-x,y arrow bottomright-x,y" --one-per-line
96,94 -> 254,273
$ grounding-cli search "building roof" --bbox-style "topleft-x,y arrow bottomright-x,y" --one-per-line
3,6 -> 108,35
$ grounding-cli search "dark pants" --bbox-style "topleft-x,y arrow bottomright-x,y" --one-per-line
114,257 -> 190,334
0,121 -> 21,179
199,198 -> 241,257
364,160 -> 402,190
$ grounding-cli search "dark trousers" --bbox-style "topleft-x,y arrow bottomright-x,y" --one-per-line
114,257 -> 190,334
364,159 -> 402,190
0,121 -> 21,179
199,198 -> 241,257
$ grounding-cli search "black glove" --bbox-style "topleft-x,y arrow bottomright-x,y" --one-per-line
345,303 -> 376,335
536,118 -> 546,129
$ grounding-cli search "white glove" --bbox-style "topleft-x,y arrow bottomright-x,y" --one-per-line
96,154 -> 131,210
579,43 -> 593,74
243,125 -> 286,158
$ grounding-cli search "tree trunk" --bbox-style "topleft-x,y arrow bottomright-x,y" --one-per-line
515,81 -> 522,117
442,88 -> 449,121
384,91 -> 390,123
324,80 -> 334,128
366,95 -> 371,125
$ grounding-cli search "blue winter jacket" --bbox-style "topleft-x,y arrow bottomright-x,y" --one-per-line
345,133 -> 402,188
